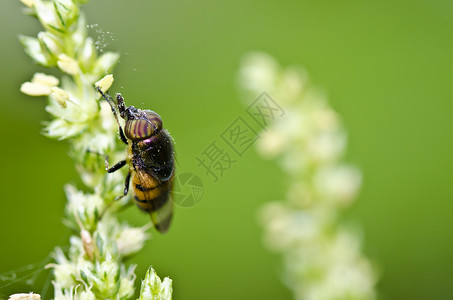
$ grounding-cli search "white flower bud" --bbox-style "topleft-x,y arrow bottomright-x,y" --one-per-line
64,185 -> 104,230
279,67 -> 308,104
116,225 -> 149,257
54,0 -> 78,27
33,73 -> 59,86
20,73 -> 60,96
307,131 -> 346,163
78,289 -> 96,300
95,74 -> 114,93
92,253 -> 119,295
38,31 -> 62,59
8,293 -> 40,300
139,267 -> 172,300
34,0 -> 64,34
160,278 -> 173,299
50,87 -> 69,108
57,54 -> 79,75
118,276 -> 135,299
47,248 -> 77,288
52,281 -> 76,300
20,82 -> 52,96
239,52 -> 279,95
256,128 -> 286,158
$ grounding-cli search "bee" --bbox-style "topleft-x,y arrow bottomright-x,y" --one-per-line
97,87 -> 175,233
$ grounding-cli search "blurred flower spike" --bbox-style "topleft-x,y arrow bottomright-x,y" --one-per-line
239,52 -> 377,300
15,0 -> 173,299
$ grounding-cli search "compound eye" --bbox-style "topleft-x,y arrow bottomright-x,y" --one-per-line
125,119 -> 157,140
144,111 -> 163,131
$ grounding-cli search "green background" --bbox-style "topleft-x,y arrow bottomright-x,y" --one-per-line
1,0 -> 453,299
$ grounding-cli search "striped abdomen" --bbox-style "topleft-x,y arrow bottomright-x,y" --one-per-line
132,169 -> 173,233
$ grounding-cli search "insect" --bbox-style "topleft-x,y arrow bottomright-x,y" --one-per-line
97,87 -> 175,233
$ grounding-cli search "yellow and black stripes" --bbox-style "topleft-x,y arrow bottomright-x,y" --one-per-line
132,170 -> 174,233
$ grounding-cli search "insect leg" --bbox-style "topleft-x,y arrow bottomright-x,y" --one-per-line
96,87 -> 128,145
98,170 -> 132,220
100,156 -> 132,221
123,170 -> 131,196
118,127 -> 128,144
105,158 -> 126,173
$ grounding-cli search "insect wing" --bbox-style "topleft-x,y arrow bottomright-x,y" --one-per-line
134,169 -> 174,233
